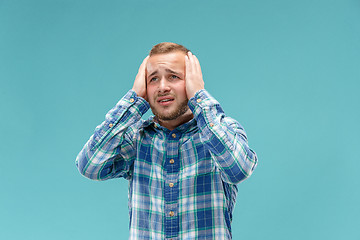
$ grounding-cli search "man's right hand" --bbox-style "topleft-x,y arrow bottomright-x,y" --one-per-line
132,56 -> 149,100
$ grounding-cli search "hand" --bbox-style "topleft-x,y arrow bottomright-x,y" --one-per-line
132,56 -> 149,99
185,52 -> 204,98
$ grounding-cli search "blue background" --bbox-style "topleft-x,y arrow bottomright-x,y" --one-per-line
1,0 -> 359,239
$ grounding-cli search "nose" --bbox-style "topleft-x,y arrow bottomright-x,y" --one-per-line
158,77 -> 170,93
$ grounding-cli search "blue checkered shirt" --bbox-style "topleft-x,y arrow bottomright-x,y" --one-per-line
76,89 -> 258,239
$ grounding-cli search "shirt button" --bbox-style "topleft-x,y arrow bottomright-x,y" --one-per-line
169,211 -> 174,217
171,133 -> 176,138
108,123 -> 113,128
197,98 -> 202,103
169,183 -> 174,187
209,123 -> 214,127
129,98 -> 134,103
169,159 -> 174,164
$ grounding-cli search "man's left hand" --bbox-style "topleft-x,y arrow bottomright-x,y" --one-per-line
185,52 -> 204,98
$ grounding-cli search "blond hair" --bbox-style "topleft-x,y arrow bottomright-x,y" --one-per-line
149,42 -> 190,56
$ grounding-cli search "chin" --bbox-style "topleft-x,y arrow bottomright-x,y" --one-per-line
150,99 -> 190,121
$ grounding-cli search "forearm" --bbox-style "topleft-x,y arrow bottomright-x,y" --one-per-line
189,89 -> 258,184
75,90 -> 149,180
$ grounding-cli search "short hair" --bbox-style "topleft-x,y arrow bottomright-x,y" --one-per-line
149,42 -> 190,56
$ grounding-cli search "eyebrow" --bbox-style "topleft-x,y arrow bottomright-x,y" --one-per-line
165,69 -> 181,75
148,69 -> 182,79
148,70 -> 158,79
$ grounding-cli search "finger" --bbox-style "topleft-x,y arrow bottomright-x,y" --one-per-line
139,55 -> 149,71
139,56 -> 149,79
145,65 -> 148,89
136,56 -> 148,78
192,54 -> 202,77
185,54 -> 191,77
142,57 -> 149,92
142,55 -> 149,64
188,52 -> 196,74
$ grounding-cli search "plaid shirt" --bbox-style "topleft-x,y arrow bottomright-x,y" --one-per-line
76,89 -> 258,239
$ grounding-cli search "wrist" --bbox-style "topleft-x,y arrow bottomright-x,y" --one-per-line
187,86 -> 204,99
132,87 -> 146,98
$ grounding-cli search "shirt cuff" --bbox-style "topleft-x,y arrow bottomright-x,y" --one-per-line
120,90 -> 150,115
92,90 -> 150,147
188,89 -> 219,113
103,89 -> 150,134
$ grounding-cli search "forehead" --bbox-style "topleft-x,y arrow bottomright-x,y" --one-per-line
146,52 -> 186,72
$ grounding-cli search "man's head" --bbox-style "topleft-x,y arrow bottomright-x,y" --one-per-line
146,43 -> 193,127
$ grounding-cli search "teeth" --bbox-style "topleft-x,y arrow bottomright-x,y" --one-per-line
160,99 -> 172,102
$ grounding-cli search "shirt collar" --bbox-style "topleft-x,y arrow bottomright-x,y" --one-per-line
142,115 -> 197,134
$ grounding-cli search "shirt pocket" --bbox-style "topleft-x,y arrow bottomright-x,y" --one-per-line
196,156 -> 214,175
181,143 -> 214,177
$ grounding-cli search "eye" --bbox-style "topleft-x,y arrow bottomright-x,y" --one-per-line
170,75 -> 179,79
149,77 -> 158,82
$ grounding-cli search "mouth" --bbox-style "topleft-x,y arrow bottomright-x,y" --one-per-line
157,96 -> 175,106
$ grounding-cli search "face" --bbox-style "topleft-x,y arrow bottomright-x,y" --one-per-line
146,51 -> 190,122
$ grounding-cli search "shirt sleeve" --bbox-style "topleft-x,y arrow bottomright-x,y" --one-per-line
75,90 -> 150,181
188,89 -> 258,184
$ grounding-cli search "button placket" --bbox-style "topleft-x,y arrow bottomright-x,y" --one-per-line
164,131 -> 180,238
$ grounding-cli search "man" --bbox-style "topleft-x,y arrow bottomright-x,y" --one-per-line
76,42 -> 258,239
